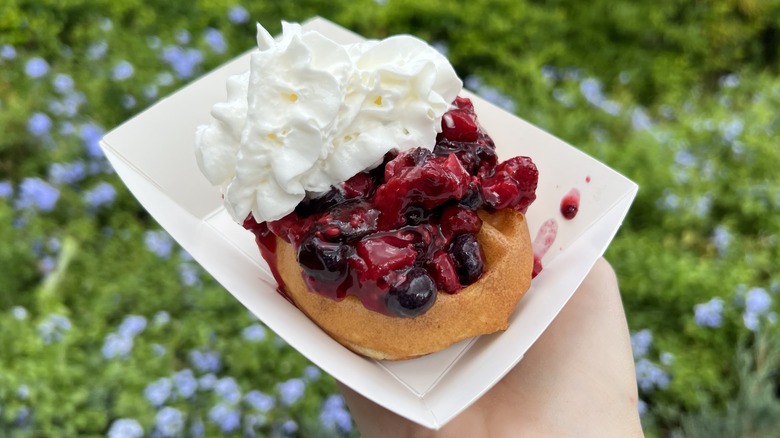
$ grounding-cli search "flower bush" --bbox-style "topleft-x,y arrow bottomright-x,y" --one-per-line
2,0 -> 780,436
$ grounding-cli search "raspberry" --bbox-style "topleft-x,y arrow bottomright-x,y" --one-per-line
481,156 -> 538,213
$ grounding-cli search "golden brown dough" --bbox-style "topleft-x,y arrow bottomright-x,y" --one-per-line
275,209 -> 534,360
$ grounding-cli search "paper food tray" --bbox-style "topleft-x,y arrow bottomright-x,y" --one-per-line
100,17 -> 638,429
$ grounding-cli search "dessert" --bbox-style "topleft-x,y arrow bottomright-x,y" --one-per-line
195,22 -> 538,360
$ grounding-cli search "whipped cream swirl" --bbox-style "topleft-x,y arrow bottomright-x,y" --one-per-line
195,21 -> 462,223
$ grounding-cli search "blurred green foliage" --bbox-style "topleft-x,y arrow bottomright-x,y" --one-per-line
1,0 -> 779,436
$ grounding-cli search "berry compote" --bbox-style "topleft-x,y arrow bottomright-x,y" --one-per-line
244,97 -> 538,318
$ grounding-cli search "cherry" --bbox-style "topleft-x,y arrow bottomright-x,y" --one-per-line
428,250 -> 461,293
449,233 -> 485,285
385,267 -> 437,317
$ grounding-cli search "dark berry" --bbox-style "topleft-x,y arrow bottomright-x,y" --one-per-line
295,187 -> 346,218
385,267 -> 437,317
458,180 -> 484,209
449,233 -> 485,285
315,200 -> 379,242
298,233 -> 350,289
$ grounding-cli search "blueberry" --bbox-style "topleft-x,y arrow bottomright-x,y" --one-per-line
385,268 -> 437,317
294,187 -> 346,218
458,182 -> 484,210
297,233 -> 350,286
449,233 -> 484,285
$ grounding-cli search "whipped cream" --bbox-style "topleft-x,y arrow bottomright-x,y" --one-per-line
195,21 -> 462,223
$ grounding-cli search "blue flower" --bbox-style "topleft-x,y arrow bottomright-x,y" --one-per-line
107,418 -> 144,438
25,57 -> 50,78
241,323 -> 266,342
215,376 -> 242,404
637,399 -> 648,416
118,315 -> 147,338
719,73 -> 740,88
319,394 -> 352,433
153,310 -> 170,326
152,343 -> 166,356
630,329 -> 653,359
39,255 -> 56,274
161,46 -> 204,79
16,178 -> 60,212
712,225 -> 732,256
464,75 -> 515,113
143,84 -> 159,99
631,107 -> 653,131
17,384 -> 30,400
80,122 -> 105,158
721,118 -> 744,143
37,313 -> 72,344
49,161 -> 87,185
113,60 -> 135,81
173,368 -> 198,399
27,112 -> 53,136
198,373 -> 217,390
579,78 -> 603,105
83,181 -> 117,209
208,403 -> 241,433
102,333 -> 134,359
154,406 -> 184,437
282,420 -> 298,434
178,263 -> 201,287
277,378 -> 305,406
635,358 -> 670,392
144,229 -> 174,258
12,306 -> 28,320
144,378 -> 173,407
1,44 -> 16,60
227,5 -> 250,24
52,73 -> 74,93
157,72 -> 175,86
743,287 -> 772,332
147,36 -> 161,50
189,349 -> 221,373
245,390 -> 275,413
694,297 -> 724,328
0,180 -> 13,199
304,365 -> 321,381
87,40 -> 108,60
204,28 -> 228,54
121,94 -> 136,109
745,287 -> 771,315
50,91 -> 86,117
176,29 -> 191,45
190,417 -> 205,438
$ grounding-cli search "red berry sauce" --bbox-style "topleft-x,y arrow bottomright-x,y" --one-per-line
560,188 -> 580,220
532,218 -> 558,278
243,97 -> 539,317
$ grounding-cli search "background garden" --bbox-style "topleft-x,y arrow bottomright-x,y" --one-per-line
2,0 -> 779,436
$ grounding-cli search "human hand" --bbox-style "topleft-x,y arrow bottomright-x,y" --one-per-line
338,258 -> 644,437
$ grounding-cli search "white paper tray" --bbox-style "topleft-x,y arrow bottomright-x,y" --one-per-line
101,17 -> 638,429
